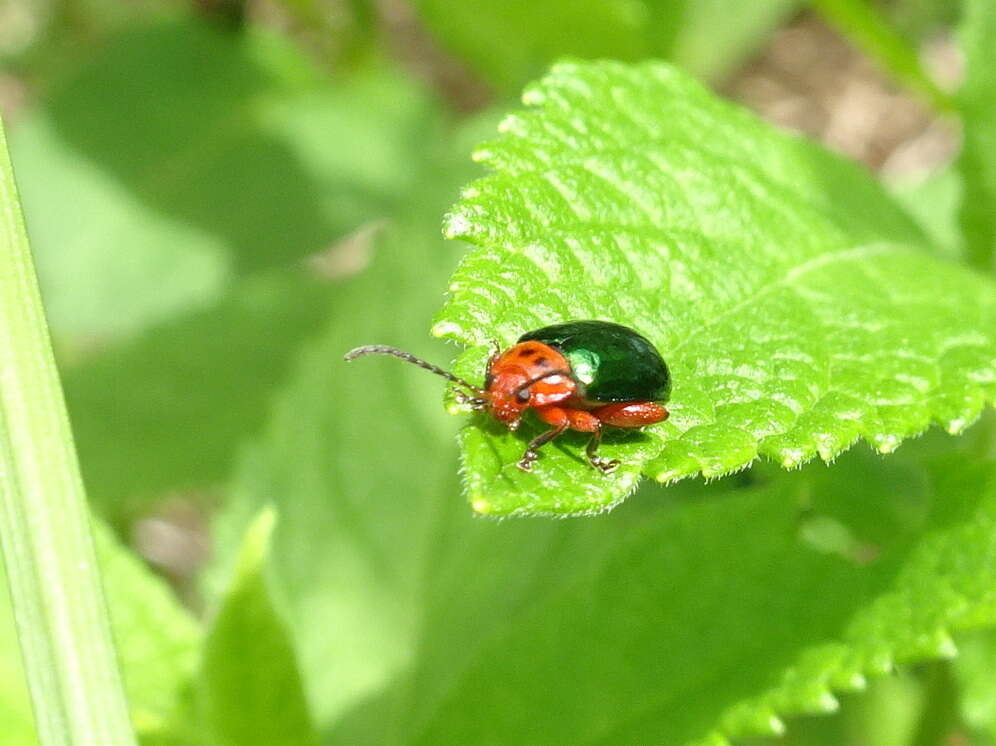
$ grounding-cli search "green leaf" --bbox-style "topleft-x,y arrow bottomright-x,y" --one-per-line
0,116 -> 137,746
0,585 -> 34,746
759,668 -> 926,746
812,0 -> 954,113
29,44 -> 444,515
957,0 -> 996,272
198,507 -> 317,746
889,167 -> 963,261
214,287 -> 996,745
206,113 -> 996,742
206,145 -> 474,729
394,447 -> 996,746
87,523 -> 201,741
414,0 -> 799,94
2,117 -> 197,743
0,520 -> 201,746
415,0 -> 654,93
435,60 -> 996,515
10,17 -> 439,341
10,112 -> 227,342
663,0 -> 800,82
954,630 -> 996,743
63,270 -> 340,515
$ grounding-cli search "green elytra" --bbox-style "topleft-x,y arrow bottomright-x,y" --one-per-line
518,320 -> 671,404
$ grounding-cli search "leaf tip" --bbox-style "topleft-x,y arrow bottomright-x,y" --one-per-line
443,211 -> 473,239
652,467 -> 685,484
779,448 -> 808,469
839,671 -> 867,691
521,85 -> 546,106
721,704 -> 785,739
946,417 -> 969,434
873,434 -> 901,454
497,114 -> 526,136
867,649 -> 895,675
549,60 -> 582,76
930,630 -> 959,659
471,497 -> 492,515
815,690 -> 840,713
431,320 -> 464,339
230,504 -> 278,586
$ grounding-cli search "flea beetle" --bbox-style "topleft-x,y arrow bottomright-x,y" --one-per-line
344,320 -> 670,473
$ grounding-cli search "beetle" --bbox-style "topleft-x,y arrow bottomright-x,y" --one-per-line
344,320 -> 670,473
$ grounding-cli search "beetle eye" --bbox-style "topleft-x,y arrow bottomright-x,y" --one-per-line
515,388 -> 530,404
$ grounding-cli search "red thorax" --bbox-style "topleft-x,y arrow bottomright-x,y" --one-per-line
484,342 -> 575,429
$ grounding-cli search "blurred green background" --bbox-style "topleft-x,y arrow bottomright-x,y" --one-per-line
1,0 -> 993,744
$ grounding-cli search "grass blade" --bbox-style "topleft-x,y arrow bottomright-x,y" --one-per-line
0,117 -> 137,745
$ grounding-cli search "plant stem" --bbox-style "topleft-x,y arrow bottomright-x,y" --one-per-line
813,0 -> 956,114
0,118 -> 137,744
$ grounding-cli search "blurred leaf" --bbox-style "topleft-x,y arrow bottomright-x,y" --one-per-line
11,114 -> 228,341
882,0 -> 958,40
414,0 -> 798,95
40,20 -> 331,274
263,0 -> 376,65
812,0 -> 953,112
957,0 -> 996,272
38,42 -> 445,514
90,522 -> 200,740
206,109 -> 996,744
743,669 -> 925,746
416,0 -> 654,94
0,521 -> 200,746
198,507 -> 317,746
953,629 -> 996,743
665,0 -> 800,81
0,585 -> 34,746
890,166 -> 963,261
436,60 -> 996,515
207,129 -> 476,728
63,270 -> 340,514
2,115 -> 140,745
389,448 -> 996,746
215,281 -> 996,746
206,107 -> 506,739
11,17 -> 441,340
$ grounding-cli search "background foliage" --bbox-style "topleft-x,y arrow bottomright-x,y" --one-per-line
0,0 -> 994,744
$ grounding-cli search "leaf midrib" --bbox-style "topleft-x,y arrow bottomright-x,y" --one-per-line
668,242 -> 903,357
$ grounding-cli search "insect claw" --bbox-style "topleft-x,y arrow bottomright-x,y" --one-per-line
590,457 -> 621,474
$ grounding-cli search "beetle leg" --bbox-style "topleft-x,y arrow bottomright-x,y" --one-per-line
519,407 -> 620,473
517,407 -> 568,471
584,426 -> 620,474
592,401 -> 669,428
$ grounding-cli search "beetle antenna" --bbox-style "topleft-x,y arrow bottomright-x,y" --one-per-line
344,345 -> 485,394
512,369 -> 573,395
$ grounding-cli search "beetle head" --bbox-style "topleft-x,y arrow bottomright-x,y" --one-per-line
486,369 -> 575,430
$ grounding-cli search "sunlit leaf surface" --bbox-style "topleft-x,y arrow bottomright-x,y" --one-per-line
435,60 -> 996,515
